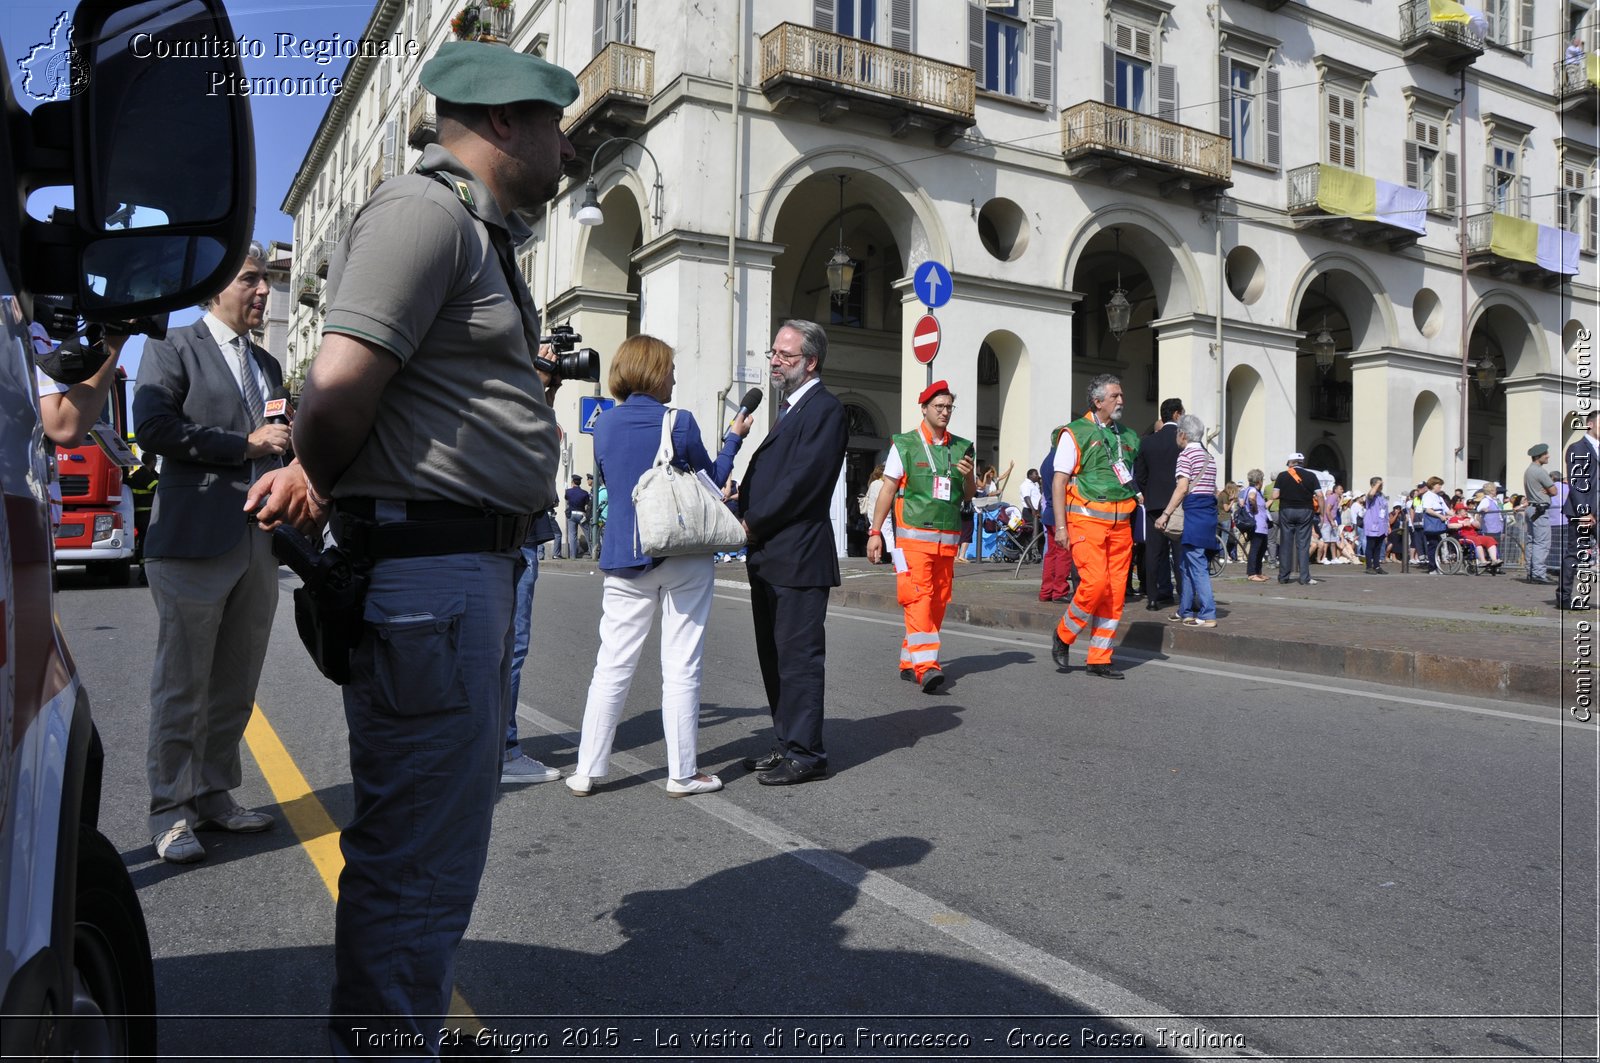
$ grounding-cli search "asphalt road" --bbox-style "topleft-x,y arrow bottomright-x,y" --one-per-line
56,561 -> 1598,1062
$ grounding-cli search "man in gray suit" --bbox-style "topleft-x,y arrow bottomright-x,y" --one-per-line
134,241 -> 288,864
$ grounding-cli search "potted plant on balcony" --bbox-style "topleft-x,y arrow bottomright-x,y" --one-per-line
451,0 -> 511,43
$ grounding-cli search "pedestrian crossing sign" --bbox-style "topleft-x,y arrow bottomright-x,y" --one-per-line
579,396 -> 615,435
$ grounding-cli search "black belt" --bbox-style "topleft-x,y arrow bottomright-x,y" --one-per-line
333,498 -> 534,559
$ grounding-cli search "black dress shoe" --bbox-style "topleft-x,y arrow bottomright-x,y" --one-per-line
1085,663 -> 1125,680
742,748 -> 784,772
1051,630 -> 1071,670
757,759 -> 827,786
920,668 -> 945,693
900,668 -> 916,682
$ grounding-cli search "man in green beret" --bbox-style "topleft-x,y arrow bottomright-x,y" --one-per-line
289,41 -> 578,1053
1524,442 -> 1558,583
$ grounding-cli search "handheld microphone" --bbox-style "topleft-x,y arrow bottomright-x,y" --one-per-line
264,386 -> 291,426
735,387 -> 763,420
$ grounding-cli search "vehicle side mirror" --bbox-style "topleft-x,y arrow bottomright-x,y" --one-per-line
30,0 -> 255,320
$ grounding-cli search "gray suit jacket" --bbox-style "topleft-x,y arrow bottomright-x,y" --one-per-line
133,321 -> 283,560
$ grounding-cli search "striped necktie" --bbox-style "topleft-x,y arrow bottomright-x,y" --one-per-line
235,335 -> 263,430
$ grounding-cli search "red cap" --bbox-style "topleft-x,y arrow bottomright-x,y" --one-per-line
919,380 -> 952,406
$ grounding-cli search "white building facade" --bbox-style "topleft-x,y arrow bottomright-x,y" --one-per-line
283,0 -> 1600,509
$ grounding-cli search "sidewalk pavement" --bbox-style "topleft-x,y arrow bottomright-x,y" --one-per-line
546,550 -> 1577,702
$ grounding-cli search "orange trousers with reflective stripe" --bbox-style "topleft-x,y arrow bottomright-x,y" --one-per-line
896,544 -> 954,679
1055,516 -> 1134,665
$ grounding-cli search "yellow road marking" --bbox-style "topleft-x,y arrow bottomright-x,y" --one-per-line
244,705 -> 480,1025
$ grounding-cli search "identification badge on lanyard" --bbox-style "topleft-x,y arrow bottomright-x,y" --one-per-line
932,476 -> 952,501
1111,460 -> 1133,485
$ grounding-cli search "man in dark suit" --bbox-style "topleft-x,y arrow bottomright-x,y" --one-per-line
133,242 -> 288,864
1133,397 -> 1184,609
737,319 -> 849,785
1559,408 -> 1599,610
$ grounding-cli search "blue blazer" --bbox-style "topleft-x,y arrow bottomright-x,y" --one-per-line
593,395 -> 740,574
737,382 -> 849,588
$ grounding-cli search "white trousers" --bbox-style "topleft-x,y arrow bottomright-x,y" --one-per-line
574,554 -> 715,781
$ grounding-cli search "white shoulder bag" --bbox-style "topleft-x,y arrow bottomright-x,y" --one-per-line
632,409 -> 747,557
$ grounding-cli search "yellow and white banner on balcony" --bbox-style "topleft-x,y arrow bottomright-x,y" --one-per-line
1486,213 -> 1579,275
1426,0 -> 1471,24
1315,164 -> 1427,236
1588,51 -> 1600,87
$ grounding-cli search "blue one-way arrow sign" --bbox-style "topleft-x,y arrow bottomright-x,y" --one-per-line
579,396 -> 615,435
913,261 -> 953,309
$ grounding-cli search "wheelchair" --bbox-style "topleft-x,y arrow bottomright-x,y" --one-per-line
1434,529 -> 1488,575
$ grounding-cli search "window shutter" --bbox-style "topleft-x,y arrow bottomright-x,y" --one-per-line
1264,68 -> 1281,169
1031,0 -> 1055,20
1405,141 -> 1421,190
1443,150 -> 1458,211
1114,21 -> 1133,53
594,0 -> 606,52
615,0 -> 632,45
969,3 -> 986,78
1217,54 -> 1231,140
1030,19 -> 1056,106
1518,0 -> 1534,51
1587,173 -> 1598,252
889,0 -> 913,51
1103,42 -> 1116,105
1156,62 -> 1177,120
813,0 -> 836,30
1559,183 -> 1573,230
1519,174 -> 1532,219
1135,27 -> 1152,59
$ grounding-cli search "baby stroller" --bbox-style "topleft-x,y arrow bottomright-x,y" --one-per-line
986,503 -> 1034,563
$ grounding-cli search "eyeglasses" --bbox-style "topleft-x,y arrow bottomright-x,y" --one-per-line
928,403 -> 955,413
765,348 -> 806,365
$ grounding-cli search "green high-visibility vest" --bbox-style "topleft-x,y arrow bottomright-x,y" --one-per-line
1062,414 -> 1139,503
892,427 -> 972,533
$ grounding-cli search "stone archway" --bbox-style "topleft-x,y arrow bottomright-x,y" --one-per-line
974,329 -> 1032,481
1225,364 -> 1266,483
1413,391 -> 1446,484
1467,299 -> 1545,485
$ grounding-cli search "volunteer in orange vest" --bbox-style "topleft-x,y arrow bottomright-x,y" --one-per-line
1049,373 -> 1141,680
866,380 -> 976,693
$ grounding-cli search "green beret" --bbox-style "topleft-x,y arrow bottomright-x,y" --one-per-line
1528,443 -> 1550,458
421,42 -> 578,108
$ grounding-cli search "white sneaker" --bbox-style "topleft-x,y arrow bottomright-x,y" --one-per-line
666,774 -> 723,797
154,820 -> 206,864
501,754 -> 561,784
565,774 -> 596,796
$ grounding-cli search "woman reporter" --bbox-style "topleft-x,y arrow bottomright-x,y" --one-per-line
566,335 -> 751,797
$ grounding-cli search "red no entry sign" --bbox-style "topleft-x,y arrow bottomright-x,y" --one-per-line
912,313 -> 941,364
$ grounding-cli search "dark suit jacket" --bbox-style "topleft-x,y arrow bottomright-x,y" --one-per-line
1134,422 -> 1181,509
133,321 -> 284,560
737,381 -> 849,588
1565,437 -> 1600,521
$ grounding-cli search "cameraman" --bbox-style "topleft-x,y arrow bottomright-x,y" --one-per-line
290,44 -> 578,1056
31,320 -> 130,447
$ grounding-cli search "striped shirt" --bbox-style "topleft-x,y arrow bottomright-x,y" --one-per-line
1174,443 -> 1216,496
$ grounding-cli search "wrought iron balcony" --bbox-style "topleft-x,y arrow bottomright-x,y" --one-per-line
312,237 -> 331,279
759,22 -> 975,145
1060,101 -> 1231,196
452,2 -> 513,44
1464,212 -> 1577,287
296,272 -> 320,309
1555,54 -> 1598,122
1398,0 -> 1484,71
407,85 -> 437,149
563,42 -> 655,164
1286,163 -> 1423,249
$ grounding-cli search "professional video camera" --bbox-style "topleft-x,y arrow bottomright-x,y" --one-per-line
536,324 -> 601,383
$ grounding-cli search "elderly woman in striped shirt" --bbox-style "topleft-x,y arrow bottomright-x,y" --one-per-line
1153,414 -> 1218,627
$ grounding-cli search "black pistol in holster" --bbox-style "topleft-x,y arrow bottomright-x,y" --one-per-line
271,525 -> 371,685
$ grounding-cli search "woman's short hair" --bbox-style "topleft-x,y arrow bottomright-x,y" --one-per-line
1176,413 -> 1205,441
1247,468 -> 1264,485
608,334 -> 674,401
1426,476 -> 1444,488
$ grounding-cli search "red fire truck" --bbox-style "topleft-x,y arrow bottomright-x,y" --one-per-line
52,367 -> 137,585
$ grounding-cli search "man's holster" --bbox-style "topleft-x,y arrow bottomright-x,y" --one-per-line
271,525 -> 371,685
